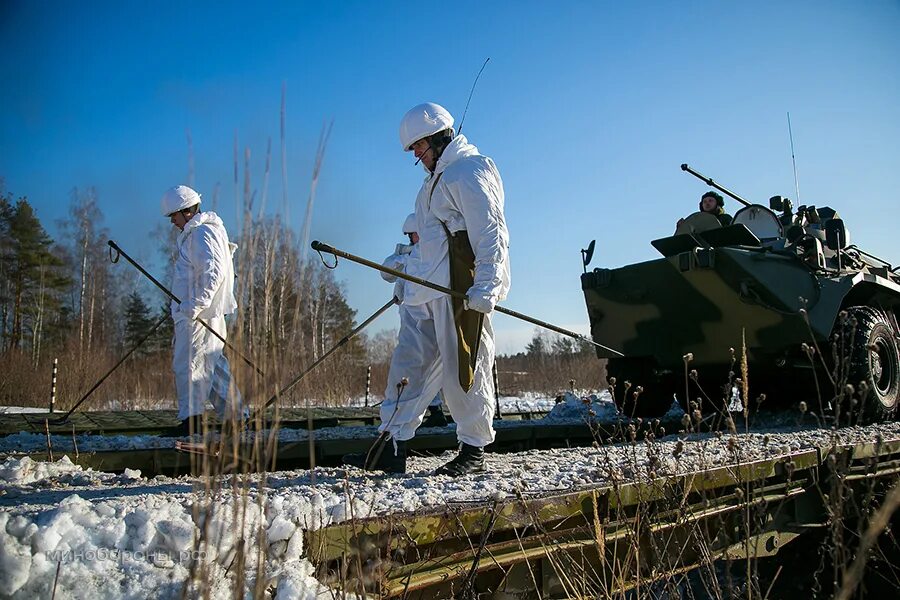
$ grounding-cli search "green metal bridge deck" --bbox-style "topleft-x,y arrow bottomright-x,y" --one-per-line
307,436 -> 900,598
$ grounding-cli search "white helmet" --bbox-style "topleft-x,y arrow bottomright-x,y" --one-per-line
399,102 -> 454,151
402,213 -> 417,234
161,185 -> 201,216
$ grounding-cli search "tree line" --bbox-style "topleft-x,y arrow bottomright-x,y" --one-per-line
0,182 -> 367,410
495,329 -> 607,396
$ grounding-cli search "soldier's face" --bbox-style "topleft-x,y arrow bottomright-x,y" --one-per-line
701,197 -> 718,213
409,139 -> 437,171
169,210 -> 190,231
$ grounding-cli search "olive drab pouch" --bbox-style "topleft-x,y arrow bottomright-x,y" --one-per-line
443,223 -> 484,392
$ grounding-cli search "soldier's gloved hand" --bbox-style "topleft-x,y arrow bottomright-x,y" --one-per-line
393,280 -> 404,304
381,252 -> 407,282
463,290 -> 496,314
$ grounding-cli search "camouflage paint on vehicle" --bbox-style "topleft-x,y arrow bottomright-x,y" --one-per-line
582,200 -> 900,420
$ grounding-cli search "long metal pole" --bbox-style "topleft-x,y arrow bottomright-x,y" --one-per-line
255,296 -> 398,417
311,241 -> 624,357
108,240 -> 264,377
680,163 -> 752,207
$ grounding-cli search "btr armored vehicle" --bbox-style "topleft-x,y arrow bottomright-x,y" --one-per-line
581,165 -> 900,422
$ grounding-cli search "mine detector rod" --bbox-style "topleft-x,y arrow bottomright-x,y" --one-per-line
50,312 -> 170,424
107,240 -> 264,377
311,240 -> 624,357
680,163 -> 752,208
253,296 -> 398,418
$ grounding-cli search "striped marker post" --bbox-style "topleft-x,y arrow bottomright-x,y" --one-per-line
49,358 -> 58,413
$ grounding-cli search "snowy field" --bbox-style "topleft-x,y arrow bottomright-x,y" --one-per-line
347,392 -> 559,413
0,407 -> 49,415
2,402 -> 899,599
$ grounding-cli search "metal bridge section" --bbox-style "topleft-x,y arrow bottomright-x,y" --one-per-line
306,437 -> 900,598
3,407 -> 618,476
0,407 -> 383,436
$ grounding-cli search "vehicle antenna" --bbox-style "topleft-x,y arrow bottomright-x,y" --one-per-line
457,57 -> 490,135
787,112 -> 801,204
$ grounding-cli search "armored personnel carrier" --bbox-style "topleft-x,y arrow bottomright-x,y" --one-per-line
581,164 -> 900,422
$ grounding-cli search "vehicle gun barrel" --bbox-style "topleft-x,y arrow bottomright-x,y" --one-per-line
681,163 -> 752,207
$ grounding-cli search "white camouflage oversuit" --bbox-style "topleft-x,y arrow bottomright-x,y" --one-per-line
171,211 -> 243,421
380,234 -> 443,423
379,134 -> 510,447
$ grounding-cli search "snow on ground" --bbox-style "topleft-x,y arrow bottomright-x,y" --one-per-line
0,406 -> 49,414
0,431 -> 178,454
545,390 -> 619,420
497,393 -> 560,414
2,421 -> 900,599
346,393 -> 559,414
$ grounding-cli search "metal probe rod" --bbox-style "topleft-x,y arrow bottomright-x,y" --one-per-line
255,296 -> 398,417
311,240 -> 624,357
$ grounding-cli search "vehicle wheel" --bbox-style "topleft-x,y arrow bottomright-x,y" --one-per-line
841,306 -> 900,421
606,357 -> 676,418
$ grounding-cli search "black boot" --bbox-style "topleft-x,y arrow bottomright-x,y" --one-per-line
421,405 -> 448,428
343,436 -> 407,474
434,443 -> 485,476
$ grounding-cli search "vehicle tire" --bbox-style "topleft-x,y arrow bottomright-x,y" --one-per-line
842,306 -> 900,421
606,357 -> 676,418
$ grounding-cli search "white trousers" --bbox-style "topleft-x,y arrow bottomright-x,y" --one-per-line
380,296 -> 496,447
173,316 -> 244,421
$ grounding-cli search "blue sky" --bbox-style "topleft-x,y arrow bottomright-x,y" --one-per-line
1,1 -> 898,354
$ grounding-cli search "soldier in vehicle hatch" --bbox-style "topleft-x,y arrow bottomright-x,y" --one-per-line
677,191 -> 733,229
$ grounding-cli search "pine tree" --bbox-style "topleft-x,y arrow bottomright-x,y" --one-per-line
149,303 -> 174,353
525,329 -> 549,357
0,192 -> 14,349
122,291 -> 154,354
1,197 -> 70,355
551,335 -> 576,355
316,266 -> 366,363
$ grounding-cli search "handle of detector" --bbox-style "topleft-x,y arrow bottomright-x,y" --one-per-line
312,240 -> 624,357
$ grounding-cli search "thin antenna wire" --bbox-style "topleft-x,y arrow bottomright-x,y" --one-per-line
787,112 -> 801,203
185,128 -> 195,187
457,57 -> 490,135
